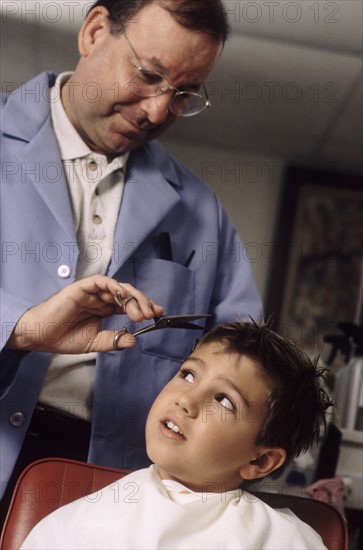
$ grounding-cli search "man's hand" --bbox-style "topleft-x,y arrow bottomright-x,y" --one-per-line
6,275 -> 164,354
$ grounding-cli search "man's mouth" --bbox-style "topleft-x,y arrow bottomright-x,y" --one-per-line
113,108 -> 152,132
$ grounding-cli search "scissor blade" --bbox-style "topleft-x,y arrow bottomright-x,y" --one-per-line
153,314 -> 210,330
156,314 -> 211,324
158,321 -> 208,330
132,314 -> 210,337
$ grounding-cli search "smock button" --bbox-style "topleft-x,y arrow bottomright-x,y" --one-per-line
92,214 -> 102,225
87,161 -> 98,171
57,265 -> 72,278
10,412 -> 26,427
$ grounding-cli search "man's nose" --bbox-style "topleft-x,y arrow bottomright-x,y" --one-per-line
139,93 -> 172,125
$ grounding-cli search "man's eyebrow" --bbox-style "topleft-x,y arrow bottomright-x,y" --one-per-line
141,56 -> 202,89
144,56 -> 170,75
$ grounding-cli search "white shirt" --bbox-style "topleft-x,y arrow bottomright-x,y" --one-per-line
38,73 -> 129,420
20,465 -> 327,550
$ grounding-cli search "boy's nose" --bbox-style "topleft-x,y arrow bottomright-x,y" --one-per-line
175,391 -> 199,418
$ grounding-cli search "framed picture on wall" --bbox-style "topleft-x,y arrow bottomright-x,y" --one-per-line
265,166 -> 363,353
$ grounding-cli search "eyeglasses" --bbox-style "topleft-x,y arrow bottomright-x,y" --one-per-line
122,28 -> 211,117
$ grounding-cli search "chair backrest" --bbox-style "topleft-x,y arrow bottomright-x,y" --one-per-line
249,490 -> 348,550
0,458 -> 348,550
0,458 -> 129,550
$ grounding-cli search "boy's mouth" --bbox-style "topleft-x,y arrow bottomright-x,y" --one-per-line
160,418 -> 186,440
165,420 -> 183,436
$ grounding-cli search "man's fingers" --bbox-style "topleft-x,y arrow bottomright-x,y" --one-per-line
74,277 -> 164,321
115,283 -> 164,320
90,329 -> 136,352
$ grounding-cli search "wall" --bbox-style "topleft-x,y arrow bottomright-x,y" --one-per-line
159,138 -> 284,299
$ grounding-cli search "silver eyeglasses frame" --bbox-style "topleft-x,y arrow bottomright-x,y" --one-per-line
121,26 -> 211,117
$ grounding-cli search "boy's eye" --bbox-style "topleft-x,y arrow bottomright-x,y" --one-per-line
180,369 -> 195,384
216,395 -> 235,411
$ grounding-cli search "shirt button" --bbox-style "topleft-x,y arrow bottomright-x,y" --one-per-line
87,161 -> 98,171
92,215 -> 102,225
58,265 -> 72,278
10,412 -> 26,427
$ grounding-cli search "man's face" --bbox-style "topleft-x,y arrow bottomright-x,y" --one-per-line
145,343 -> 274,492
62,3 -> 221,156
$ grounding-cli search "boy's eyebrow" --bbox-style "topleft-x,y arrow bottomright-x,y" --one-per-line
184,357 -> 250,406
215,375 -> 250,406
183,356 -> 205,368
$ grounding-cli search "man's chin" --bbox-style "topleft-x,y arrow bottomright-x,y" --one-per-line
147,119 -> 177,142
95,123 -> 173,155
97,134 -> 144,156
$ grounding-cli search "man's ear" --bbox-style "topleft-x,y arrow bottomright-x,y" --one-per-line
239,448 -> 287,480
78,6 -> 110,57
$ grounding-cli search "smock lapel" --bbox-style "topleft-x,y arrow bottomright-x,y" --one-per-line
18,117 -> 76,241
109,144 -> 181,274
2,72 -> 76,241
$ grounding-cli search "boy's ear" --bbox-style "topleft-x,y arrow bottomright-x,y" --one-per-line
78,6 -> 110,57
239,448 -> 286,480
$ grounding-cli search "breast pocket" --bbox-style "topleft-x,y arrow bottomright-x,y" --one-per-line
133,258 -> 199,361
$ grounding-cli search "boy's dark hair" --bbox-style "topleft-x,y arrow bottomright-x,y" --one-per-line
89,0 -> 230,44
197,320 -> 333,462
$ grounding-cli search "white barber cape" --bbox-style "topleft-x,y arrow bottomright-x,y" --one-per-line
20,465 -> 326,550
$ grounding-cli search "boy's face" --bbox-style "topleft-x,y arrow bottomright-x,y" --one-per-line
146,342 -> 278,492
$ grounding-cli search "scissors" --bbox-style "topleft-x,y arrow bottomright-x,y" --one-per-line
113,314 -> 210,350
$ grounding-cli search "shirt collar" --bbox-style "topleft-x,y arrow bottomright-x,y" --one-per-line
50,72 -> 91,161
